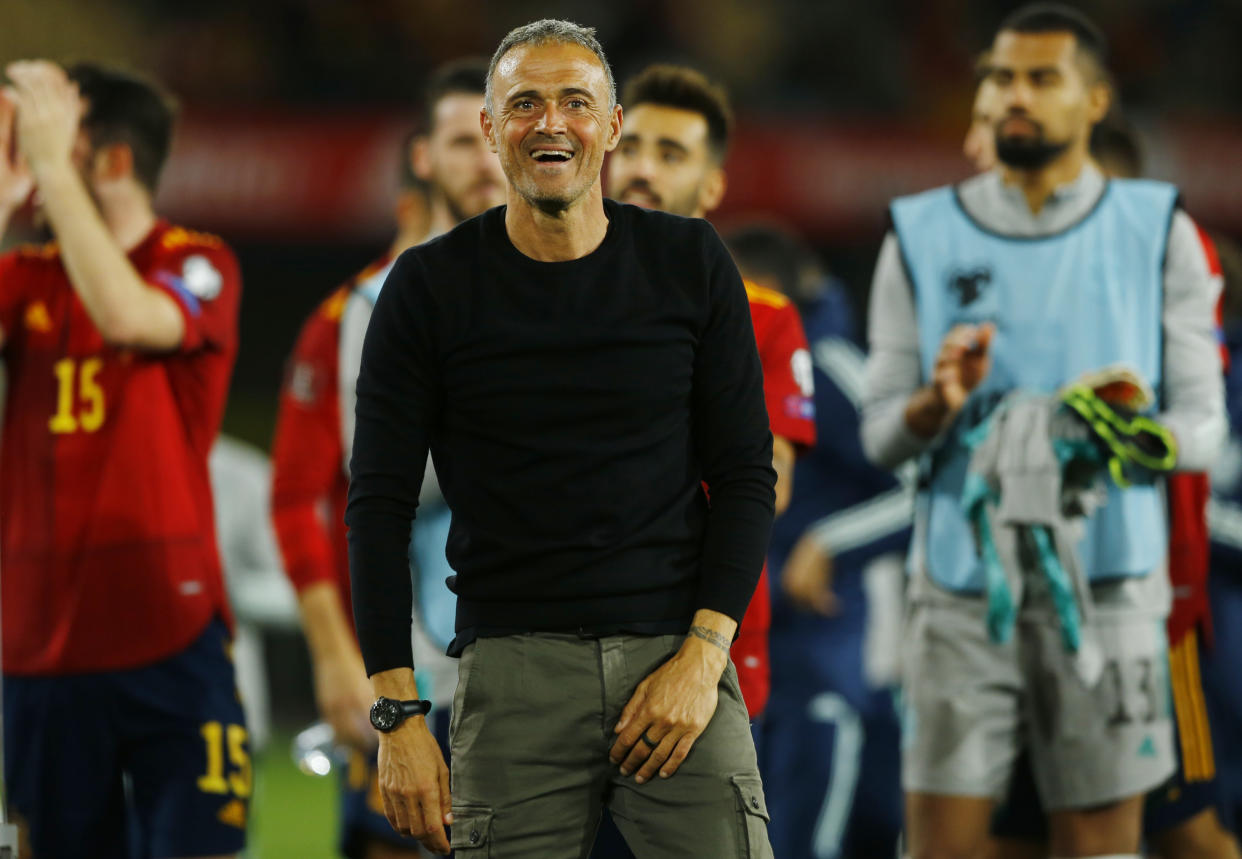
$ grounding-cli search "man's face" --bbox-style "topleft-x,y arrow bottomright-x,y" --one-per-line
420,92 -> 505,221
606,103 -> 723,218
482,42 -> 621,214
962,78 -> 1001,172
986,30 -> 1108,170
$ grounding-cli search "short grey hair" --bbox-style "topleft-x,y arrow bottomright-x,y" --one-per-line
485,19 -> 616,114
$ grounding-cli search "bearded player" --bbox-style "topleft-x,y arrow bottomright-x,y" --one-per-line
0,61 -> 245,858
984,107 -> 1240,859
863,6 -> 1226,856
270,57 -> 504,859
606,63 -> 817,725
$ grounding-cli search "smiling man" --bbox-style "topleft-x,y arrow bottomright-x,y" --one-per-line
346,19 -> 776,858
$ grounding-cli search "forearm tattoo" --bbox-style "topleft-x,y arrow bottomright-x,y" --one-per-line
687,625 -> 731,653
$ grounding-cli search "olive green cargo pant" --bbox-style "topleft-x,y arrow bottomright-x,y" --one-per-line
447,632 -> 773,858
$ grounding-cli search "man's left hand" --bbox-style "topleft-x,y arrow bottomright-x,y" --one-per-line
781,532 -> 840,616
609,629 -> 730,783
6,61 -> 81,178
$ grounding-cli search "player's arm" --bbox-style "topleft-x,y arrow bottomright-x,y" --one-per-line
270,310 -> 376,750
273,311 -> 350,594
0,88 -> 32,242
7,61 -> 183,351
1157,211 -> 1227,471
759,301 -> 817,514
785,335 -> 915,613
772,434 -> 796,514
298,582 -> 376,750
610,225 -> 774,783
338,292 -> 371,474
0,89 -> 36,350
344,251 -> 450,854
861,232 -> 993,468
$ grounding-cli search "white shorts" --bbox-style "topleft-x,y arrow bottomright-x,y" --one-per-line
900,597 -> 1175,809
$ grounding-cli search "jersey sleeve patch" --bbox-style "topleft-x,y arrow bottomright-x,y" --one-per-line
153,254 -> 224,317
287,361 -> 320,405
783,393 -> 816,421
791,347 -> 814,397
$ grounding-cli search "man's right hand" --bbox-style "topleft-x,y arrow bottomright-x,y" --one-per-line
377,715 -> 453,855
932,322 -> 994,414
312,649 -> 377,752
905,322 -> 995,439
0,90 -> 33,216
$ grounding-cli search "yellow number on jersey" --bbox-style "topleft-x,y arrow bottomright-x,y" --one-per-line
48,357 -> 106,434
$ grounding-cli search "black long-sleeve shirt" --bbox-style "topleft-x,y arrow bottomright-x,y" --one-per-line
347,200 -> 776,675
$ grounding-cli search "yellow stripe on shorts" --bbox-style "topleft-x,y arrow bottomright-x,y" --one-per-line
1169,629 -> 1215,782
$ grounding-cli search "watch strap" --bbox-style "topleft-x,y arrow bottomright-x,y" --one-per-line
399,699 -> 433,717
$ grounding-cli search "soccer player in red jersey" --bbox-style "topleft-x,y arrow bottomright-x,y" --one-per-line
0,62 -> 245,858
606,63 -> 817,724
270,58 -> 504,859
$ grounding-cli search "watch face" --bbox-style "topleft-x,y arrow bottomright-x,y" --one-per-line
370,698 -> 401,732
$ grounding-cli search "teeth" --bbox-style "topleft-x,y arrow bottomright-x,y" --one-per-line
534,150 -> 571,161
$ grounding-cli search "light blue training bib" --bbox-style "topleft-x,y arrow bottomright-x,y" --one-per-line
891,178 -> 1178,593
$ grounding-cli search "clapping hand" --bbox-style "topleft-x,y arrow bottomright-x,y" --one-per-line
5,61 -> 82,181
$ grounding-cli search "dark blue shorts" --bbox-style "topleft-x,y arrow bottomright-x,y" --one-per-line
1204,570 -> 1242,834
3,618 -> 249,859
759,626 -> 903,858
339,705 -> 451,858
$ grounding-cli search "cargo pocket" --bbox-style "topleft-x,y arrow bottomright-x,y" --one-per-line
730,774 -> 771,858
450,806 -> 493,855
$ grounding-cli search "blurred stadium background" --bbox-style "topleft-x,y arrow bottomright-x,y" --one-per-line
4,1 -> 1240,855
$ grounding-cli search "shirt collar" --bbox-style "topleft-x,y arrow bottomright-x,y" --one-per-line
992,162 -> 1104,212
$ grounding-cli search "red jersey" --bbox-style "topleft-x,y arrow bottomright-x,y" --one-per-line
270,257 -> 387,620
0,221 -> 241,675
745,282 -> 817,451
1166,225 -> 1227,647
733,282 -> 816,718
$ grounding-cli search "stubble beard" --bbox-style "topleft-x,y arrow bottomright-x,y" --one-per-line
994,119 -> 1072,171
514,172 -> 587,217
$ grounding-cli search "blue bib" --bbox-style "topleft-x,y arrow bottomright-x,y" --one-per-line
891,179 -> 1178,593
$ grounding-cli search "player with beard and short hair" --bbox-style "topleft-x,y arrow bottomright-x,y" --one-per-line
862,4 -> 1227,857
270,57 -> 504,859
606,62 -> 817,725
0,61 -> 245,858
985,110 -> 1242,859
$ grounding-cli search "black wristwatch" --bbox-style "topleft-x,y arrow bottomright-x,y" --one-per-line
369,697 -> 432,733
